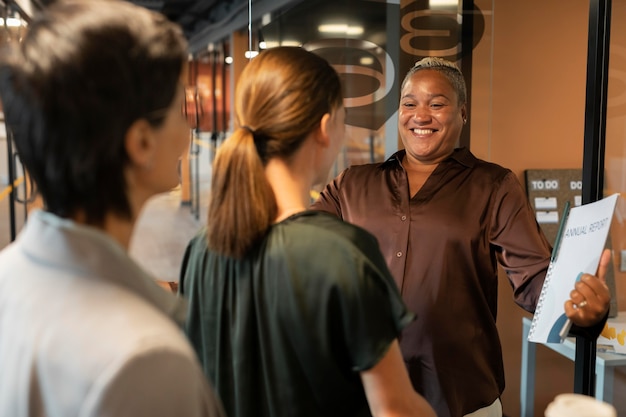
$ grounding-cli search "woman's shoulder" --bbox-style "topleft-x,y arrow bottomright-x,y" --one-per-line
346,158 -> 399,177
185,228 -> 209,255
284,210 -> 373,234
276,211 -> 382,258
270,212 -> 394,294
184,214 -> 384,270
454,148 -> 514,184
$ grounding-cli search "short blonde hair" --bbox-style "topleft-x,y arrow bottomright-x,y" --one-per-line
401,57 -> 467,105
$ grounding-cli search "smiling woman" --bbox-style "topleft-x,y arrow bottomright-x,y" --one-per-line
398,58 -> 467,171
311,56 -> 611,417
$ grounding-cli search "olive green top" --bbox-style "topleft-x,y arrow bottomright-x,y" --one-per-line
179,210 -> 414,417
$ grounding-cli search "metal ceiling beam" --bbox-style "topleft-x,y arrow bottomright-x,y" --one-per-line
187,0 -> 303,55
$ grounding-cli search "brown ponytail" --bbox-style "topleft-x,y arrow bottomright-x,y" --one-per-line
206,46 -> 342,258
206,127 -> 277,258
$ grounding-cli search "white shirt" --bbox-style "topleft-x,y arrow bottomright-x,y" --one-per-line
0,210 -> 225,417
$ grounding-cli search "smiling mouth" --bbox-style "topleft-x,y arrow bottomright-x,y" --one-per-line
412,128 -> 436,134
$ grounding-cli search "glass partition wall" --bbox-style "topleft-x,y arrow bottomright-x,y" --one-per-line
604,0 -> 626,312
602,0 -> 626,410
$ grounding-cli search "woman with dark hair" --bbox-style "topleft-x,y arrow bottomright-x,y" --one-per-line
0,1 -> 224,416
179,46 -> 435,417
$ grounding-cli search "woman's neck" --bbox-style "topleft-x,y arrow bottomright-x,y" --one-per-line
402,152 -> 441,173
103,215 -> 135,250
264,158 -> 310,223
72,210 -> 136,250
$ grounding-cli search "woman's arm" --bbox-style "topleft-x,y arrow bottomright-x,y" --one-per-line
360,340 -> 436,417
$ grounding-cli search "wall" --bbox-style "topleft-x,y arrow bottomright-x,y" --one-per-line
470,1 -> 626,416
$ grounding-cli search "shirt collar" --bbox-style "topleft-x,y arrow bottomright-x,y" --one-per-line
383,146 -> 477,169
18,210 -> 188,326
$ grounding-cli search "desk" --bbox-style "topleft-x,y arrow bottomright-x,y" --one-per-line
520,316 -> 626,417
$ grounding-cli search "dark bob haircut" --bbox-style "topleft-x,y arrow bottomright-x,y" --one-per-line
0,0 -> 188,225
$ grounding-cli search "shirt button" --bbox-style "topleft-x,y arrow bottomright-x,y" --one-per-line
401,215 -> 407,221
396,251 -> 402,257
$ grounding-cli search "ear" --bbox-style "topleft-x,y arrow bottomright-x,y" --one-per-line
125,119 -> 156,169
315,112 -> 332,148
460,104 -> 468,124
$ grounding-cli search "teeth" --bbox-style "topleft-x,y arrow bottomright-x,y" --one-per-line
412,128 -> 434,134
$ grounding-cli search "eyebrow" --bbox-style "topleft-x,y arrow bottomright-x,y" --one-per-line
401,93 -> 451,101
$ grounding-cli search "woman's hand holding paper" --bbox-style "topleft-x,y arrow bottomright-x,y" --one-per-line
565,248 -> 612,327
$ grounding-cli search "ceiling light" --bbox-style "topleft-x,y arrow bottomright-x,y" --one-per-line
0,18 -> 23,27
318,24 -> 364,36
359,56 -> 374,66
429,0 -> 458,6
280,40 -> 301,47
263,41 -> 280,49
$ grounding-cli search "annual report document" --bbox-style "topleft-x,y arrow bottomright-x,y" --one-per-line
528,193 -> 619,344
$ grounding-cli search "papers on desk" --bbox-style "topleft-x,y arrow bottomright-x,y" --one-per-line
528,193 -> 619,344
598,311 -> 626,354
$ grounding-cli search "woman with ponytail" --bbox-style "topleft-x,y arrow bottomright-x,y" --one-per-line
179,46 -> 435,417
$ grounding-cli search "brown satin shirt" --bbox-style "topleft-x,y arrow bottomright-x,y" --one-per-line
312,147 -> 552,417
